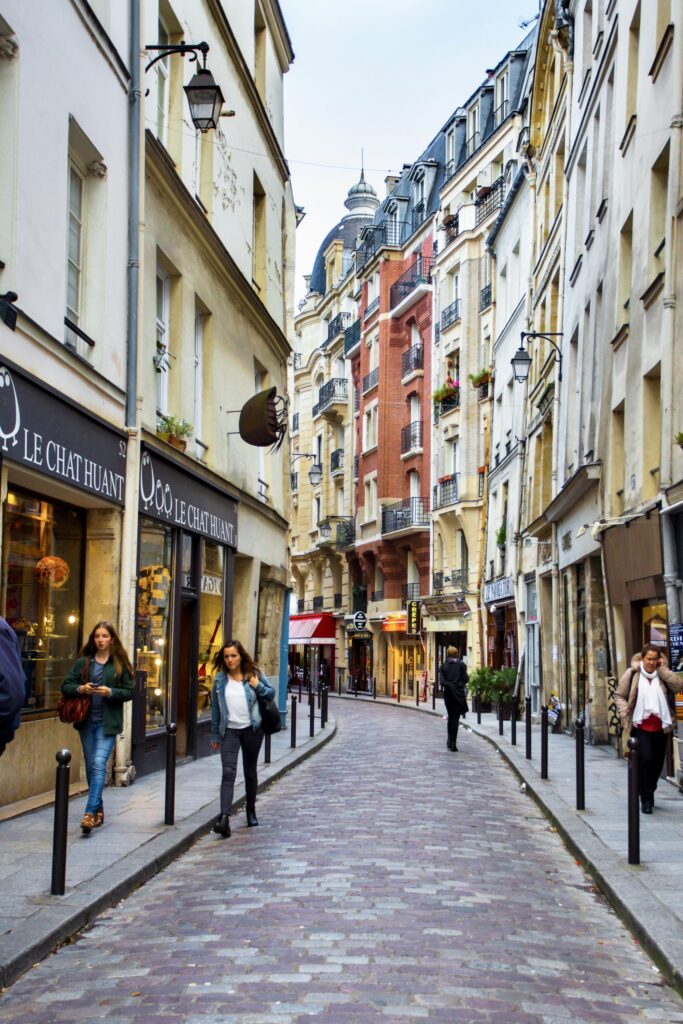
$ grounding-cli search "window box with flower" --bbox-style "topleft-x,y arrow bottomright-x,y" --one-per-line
157,414 -> 193,452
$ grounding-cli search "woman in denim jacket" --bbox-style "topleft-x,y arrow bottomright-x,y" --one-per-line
210,638 -> 275,838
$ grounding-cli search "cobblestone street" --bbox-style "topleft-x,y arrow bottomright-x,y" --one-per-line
2,702 -> 682,1023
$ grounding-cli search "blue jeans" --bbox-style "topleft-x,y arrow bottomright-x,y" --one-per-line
79,720 -> 116,815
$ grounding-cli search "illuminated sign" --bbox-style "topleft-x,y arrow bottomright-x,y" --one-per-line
406,601 -> 420,636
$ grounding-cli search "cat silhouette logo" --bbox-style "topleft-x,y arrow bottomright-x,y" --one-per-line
0,367 -> 20,451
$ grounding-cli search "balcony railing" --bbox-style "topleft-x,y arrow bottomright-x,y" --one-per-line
479,382 -> 489,400
411,199 -> 426,233
312,402 -> 320,417
462,131 -> 480,162
344,319 -> 361,355
480,283 -> 492,310
292,412 -> 299,433
441,298 -> 461,330
336,521 -> 356,550
353,454 -> 359,480
318,377 -> 347,413
365,294 -> 380,317
401,344 -> 423,378
443,215 -> 459,247
355,220 -> 406,272
432,473 -> 459,509
435,389 -> 461,419
401,420 -> 423,454
433,570 -> 445,593
494,99 -> 509,127
330,448 -> 344,473
390,255 -> 433,309
297,598 -> 305,612
290,471 -> 298,491
402,582 -> 421,602
362,366 -> 379,394
450,568 -> 468,591
312,596 -> 324,611
434,324 -> 440,344
327,311 -> 352,342
475,176 -> 504,225
354,388 -> 360,413
381,496 -> 430,534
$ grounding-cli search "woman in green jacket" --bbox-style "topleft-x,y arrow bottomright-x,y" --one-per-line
61,621 -> 134,834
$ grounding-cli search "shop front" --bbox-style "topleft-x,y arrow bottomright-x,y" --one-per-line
383,611 -> 425,698
0,359 -> 127,808
483,576 -> 517,671
422,595 -> 470,693
287,612 -> 336,693
132,445 -> 238,777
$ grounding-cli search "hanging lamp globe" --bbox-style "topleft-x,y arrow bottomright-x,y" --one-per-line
511,345 -> 533,383
184,66 -> 224,132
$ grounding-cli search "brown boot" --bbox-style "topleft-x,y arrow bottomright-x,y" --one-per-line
93,810 -> 104,828
80,813 -> 96,834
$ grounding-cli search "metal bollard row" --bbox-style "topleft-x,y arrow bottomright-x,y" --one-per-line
51,749 -> 72,896
164,722 -> 177,825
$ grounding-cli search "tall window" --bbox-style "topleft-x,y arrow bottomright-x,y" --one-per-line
194,308 -> 204,457
254,3 -> 266,101
65,163 -> 84,348
136,520 -> 173,731
253,173 -> 266,293
625,3 -> 640,127
649,142 -> 670,279
156,269 -> 170,415
156,16 -> 170,145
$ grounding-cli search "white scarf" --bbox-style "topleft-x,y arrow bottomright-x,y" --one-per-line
632,666 -> 672,728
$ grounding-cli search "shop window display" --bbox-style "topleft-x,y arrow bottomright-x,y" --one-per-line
197,541 -> 224,721
2,490 -> 84,713
136,518 -> 173,730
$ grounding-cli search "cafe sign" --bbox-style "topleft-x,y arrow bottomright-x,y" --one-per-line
484,576 -> 515,604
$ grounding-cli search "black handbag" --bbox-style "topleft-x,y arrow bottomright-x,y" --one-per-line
257,691 -> 281,735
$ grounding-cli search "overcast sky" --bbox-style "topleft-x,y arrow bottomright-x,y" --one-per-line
281,0 -> 540,307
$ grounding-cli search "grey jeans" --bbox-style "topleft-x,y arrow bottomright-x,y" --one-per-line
219,726 -> 263,815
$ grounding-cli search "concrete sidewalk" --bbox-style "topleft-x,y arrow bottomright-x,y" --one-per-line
335,690 -> 683,997
0,709 -> 335,989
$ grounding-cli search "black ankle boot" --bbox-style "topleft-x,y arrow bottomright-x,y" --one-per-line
212,814 -> 231,837
246,808 -> 259,827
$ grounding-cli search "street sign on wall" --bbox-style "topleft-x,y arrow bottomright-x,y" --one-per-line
353,610 -> 368,631
406,601 -> 420,636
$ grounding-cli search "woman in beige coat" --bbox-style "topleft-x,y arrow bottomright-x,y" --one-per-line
615,644 -> 682,814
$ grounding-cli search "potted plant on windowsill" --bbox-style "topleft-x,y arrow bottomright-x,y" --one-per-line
469,368 -> 491,388
157,414 -> 193,452
496,524 -> 507,550
432,378 -> 460,405
675,431 -> 683,450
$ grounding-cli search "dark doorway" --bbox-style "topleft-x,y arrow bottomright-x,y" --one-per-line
176,597 -> 197,758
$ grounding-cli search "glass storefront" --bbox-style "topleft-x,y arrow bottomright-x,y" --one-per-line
1,489 -> 84,713
136,517 -> 173,731
197,540 -> 224,722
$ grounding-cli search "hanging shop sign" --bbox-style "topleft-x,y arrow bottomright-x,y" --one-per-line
406,601 -> 421,636
383,613 -> 407,633
0,359 -> 126,505
483,576 -> 515,604
422,595 -> 470,617
140,446 -> 237,547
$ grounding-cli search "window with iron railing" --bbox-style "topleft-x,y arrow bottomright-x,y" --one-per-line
327,311 -> 352,341
292,412 -> 299,433
336,521 -> 356,550
479,382 -> 489,400
355,220 -> 407,272
494,99 -> 509,127
365,294 -> 380,317
353,454 -> 359,479
480,283 -> 492,310
362,367 -> 379,394
330,448 -> 344,473
344,319 -> 361,355
318,378 -> 348,412
436,389 -> 461,419
401,420 -> 423,454
290,472 -> 298,491
402,581 -> 421,602
444,215 -> 460,247
434,324 -> 441,344
381,496 -> 430,534
354,388 -> 360,413
411,199 -> 426,233
390,255 -> 433,309
297,598 -> 305,612
334,592 -> 343,609
401,344 -> 424,378
432,473 -> 459,509
475,177 -> 504,225
441,298 -> 461,330
371,589 -> 384,602
312,595 -> 324,611
463,131 -> 481,161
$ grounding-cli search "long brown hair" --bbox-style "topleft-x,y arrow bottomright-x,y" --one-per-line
80,621 -> 133,679
212,639 -> 259,678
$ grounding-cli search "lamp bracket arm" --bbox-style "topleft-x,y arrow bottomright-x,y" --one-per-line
144,41 -> 209,73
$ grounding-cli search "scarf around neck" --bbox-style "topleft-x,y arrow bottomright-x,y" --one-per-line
633,664 -> 672,728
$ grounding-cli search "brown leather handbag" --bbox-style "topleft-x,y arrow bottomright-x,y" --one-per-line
57,658 -> 91,724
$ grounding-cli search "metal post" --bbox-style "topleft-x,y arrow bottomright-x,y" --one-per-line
575,714 -> 585,810
540,705 -> 548,779
416,681 -> 419,707
317,681 -> 321,710
51,749 -> 71,896
298,677 -> 302,702
510,702 -> 517,746
628,737 -> 640,865
373,676 -> 377,700
355,675 -> 358,698
322,685 -> 328,728
498,699 -> 504,736
164,723 -> 177,825
264,732 -> 271,764
290,696 -> 297,748
432,681 -> 436,710
476,691 -> 481,725
397,681 -> 401,704
309,694 -> 315,738
525,695 -> 532,759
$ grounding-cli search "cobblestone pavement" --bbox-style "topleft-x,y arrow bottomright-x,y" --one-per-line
2,702 -> 682,1023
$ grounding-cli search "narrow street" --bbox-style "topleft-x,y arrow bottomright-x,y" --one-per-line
2,702 -> 682,1023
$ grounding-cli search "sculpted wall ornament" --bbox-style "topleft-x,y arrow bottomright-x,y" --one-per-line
0,34 -> 18,59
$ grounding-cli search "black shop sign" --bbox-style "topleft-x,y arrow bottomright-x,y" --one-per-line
0,359 -> 126,505
140,446 -> 237,547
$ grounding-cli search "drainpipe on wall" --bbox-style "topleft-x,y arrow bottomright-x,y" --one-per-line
115,0 -> 142,786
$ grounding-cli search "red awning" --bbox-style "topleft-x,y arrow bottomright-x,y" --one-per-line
288,614 -> 336,645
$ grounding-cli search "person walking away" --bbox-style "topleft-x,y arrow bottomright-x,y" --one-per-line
439,645 -> 468,751
0,616 -> 26,757
615,644 -> 682,813
210,639 -> 275,837
61,621 -> 134,834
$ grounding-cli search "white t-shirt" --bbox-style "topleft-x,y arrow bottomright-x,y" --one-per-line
225,677 -> 251,729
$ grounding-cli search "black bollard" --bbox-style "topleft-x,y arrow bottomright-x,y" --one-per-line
321,685 -> 328,728
525,695 -> 532,759
290,696 -> 297,748
476,690 -> 481,725
164,723 -> 177,825
317,682 -> 321,710
309,694 -> 315,738
264,732 -> 271,764
627,736 -> 640,865
540,705 -> 548,779
373,676 -> 377,700
397,682 -> 401,704
298,678 -> 302,702
575,713 -> 585,810
498,699 -> 504,736
432,681 -> 436,710
416,682 -> 419,707
510,703 -> 517,746
51,749 -> 72,896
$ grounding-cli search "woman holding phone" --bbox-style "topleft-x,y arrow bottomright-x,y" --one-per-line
61,621 -> 134,834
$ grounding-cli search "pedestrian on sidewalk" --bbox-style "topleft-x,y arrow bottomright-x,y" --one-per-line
0,615 -> 26,757
60,621 -> 134,834
615,644 -> 682,814
439,645 -> 468,751
209,639 -> 275,838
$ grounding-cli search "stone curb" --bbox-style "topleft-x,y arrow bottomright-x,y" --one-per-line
0,720 -> 336,990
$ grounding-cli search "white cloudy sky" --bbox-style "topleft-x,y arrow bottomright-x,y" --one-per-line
282,0 -> 541,306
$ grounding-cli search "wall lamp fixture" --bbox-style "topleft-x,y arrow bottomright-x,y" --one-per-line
291,452 -> 323,487
511,331 -> 564,383
145,41 -> 232,132
319,515 -> 353,541
0,291 -> 18,331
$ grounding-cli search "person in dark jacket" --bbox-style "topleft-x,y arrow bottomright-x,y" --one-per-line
0,616 -> 26,757
61,621 -> 134,834
439,646 -> 468,751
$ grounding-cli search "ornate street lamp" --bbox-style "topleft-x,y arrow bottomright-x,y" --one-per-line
145,41 -> 226,133
511,331 -> 563,383
291,453 -> 323,487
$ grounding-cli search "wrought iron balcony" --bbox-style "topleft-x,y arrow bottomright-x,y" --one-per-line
411,199 -> 426,233
480,283 -> 492,311
432,473 -> 459,509
450,568 -> 468,591
494,99 -> 509,127
355,220 -> 406,272
402,582 -> 421,602
292,411 -> 299,433
312,596 -> 324,611
336,520 -> 356,550
462,130 -> 480,161
327,311 -> 352,342
353,454 -> 359,480
479,381 -> 489,400
401,420 -> 423,454
390,255 -> 433,309
354,388 -> 360,413
365,295 -> 380,317
441,298 -> 461,330
290,471 -> 298,491
318,377 -> 348,413
475,176 -> 504,225
401,344 -> 423,378
381,496 -> 430,535
443,215 -> 460,247
312,401 -> 320,417
434,324 -> 440,344
344,319 -> 361,355
435,389 -> 461,419
330,448 -> 344,473
362,366 -> 379,394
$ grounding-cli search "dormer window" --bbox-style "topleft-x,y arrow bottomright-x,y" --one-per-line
496,72 -> 509,125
